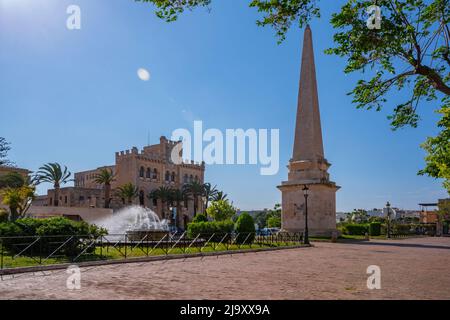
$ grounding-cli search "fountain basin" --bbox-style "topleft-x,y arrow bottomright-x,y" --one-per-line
126,229 -> 169,241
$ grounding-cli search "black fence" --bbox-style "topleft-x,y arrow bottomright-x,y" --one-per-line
0,232 -> 304,270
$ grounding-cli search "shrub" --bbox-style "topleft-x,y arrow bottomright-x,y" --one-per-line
0,217 -> 107,257
369,222 -> 381,236
192,214 -> 208,223
234,213 -> 256,244
0,209 -> 8,223
342,223 -> 369,235
187,220 -> 234,242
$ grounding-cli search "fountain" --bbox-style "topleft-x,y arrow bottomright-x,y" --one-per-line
94,206 -> 170,241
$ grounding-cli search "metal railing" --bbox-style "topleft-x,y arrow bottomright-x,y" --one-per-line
0,232 -> 304,270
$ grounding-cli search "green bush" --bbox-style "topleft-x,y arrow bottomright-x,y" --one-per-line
342,223 -> 369,235
0,209 -> 8,223
0,217 -> 107,257
369,222 -> 381,236
192,213 -> 208,223
234,213 -> 256,244
187,220 -> 234,242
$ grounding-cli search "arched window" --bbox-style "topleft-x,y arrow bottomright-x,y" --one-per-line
171,172 -> 176,182
152,198 -> 157,207
189,175 -> 193,182
152,168 -> 158,180
139,166 -> 145,178
165,171 -> 170,181
146,168 -> 151,178
183,174 -> 188,184
194,175 -> 198,182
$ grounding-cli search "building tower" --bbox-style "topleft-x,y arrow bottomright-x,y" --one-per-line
277,25 -> 340,236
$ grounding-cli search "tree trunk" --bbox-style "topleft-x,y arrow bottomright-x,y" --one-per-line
104,184 -> 111,209
54,184 -> 60,207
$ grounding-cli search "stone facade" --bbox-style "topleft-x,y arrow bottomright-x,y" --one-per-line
278,26 -> 339,236
45,136 -> 205,228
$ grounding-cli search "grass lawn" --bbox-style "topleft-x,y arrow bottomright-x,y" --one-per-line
0,241 -> 303,270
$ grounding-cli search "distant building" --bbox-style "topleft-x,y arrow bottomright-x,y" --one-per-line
40,136 -> 205,228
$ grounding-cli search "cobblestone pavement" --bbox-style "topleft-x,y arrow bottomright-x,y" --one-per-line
1,237 -> 449,300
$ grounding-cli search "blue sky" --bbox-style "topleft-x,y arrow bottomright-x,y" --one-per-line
0,0 -> 447,211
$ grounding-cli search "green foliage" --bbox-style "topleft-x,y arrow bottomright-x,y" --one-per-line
267,216 -> 281,228
250,0 -> 320,43
192,213 -> 208,223
369,222 -> 381,236
341,223 -> 369,235
419,104 -> 450,193
206,200 -> 236,221
234,212 -> 256,244
116,183 -> 139,204
0,217 -> 107,256
0,209 -> 8,223
0,172 -> 26,189
136,0 -> 212,22
1,185 -> 36,221
187,220 -> 234,241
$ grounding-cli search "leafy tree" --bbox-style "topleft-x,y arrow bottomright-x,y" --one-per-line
419,105 -> 450,192
116,183 -> 139,205
135,0 -> 450,192
0,172 -> 26,189
267,215 -> 281,228
94,168 -> 116,208
1,185 -> 35,221
35,163 -> 72,207
206,200 -> 236,221
0,137 -> 13,166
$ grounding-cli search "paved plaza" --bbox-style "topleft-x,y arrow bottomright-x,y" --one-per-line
1,237 -> 449,300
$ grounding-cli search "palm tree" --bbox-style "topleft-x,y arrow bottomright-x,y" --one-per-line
213,191 -> 228,202
203,183 -> 218,209
171,188 -> 191,227
94,168 -> 115,208
148,186 -> 174,219
183,180 -> 205,216
35,163 -> 71,207
116,183 -> 138,205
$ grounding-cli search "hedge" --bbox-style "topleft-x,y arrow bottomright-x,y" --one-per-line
0,217 -> 107,256
369,222 -> 381,236
341,224 -> 369,235
187,220 -> 234,242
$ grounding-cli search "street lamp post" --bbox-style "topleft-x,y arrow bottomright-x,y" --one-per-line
303,185 -> 310,245
386,201 -> 391,239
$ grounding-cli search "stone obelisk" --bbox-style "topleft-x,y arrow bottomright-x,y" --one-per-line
277,25 -> 339,236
